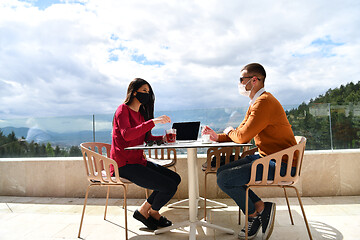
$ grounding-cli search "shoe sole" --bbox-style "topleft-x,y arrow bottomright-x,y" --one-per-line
263,203 -> 276,240
149,216 -> 172,228
133,210 -> 157,230
239,219 -> 261,239
239,232 -> 258,240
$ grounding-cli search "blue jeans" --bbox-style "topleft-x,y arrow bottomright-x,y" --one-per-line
217,154 -> 295,215
118,161 -> 181,211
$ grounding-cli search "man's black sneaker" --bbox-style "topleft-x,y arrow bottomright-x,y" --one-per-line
261,202 -> 276,240
238,214 -> 261,239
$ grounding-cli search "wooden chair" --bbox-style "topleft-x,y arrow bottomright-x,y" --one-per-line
78,142 -> 133,240
202,145 -> 250,221
242,136 -> 312,240
144,148 -> 179,200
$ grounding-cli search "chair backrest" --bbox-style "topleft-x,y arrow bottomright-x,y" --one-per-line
147,148 -> 177,160
205,146 -> 242,173
80,142 -> 126,184
146,148 -> 177,168
248,136 -> 307,186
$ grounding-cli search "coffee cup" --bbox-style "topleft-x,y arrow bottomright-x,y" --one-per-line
201,134 -> 211,143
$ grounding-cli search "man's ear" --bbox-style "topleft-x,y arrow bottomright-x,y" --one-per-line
251,76 -> 258,84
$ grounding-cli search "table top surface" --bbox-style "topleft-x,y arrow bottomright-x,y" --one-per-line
125,140 -> 252,150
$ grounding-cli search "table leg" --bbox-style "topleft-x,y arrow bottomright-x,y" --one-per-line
168,152 -> 226,210
187,148 -> 198,222
167,197 -> 228,209
155,147 -> 234,239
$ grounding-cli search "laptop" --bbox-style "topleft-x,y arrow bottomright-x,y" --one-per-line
172,121 -> 201,142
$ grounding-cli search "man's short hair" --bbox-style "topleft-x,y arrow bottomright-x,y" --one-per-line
241,63 -> 266,81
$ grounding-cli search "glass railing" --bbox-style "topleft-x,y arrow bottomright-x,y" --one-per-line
1,103 -> 359,157
287,102 -> 360,150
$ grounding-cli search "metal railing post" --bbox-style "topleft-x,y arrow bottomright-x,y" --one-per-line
93,114 -> 96,142
328,103 -> 333,150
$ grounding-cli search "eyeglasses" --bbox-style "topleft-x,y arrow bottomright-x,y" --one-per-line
239,76 -> 253,83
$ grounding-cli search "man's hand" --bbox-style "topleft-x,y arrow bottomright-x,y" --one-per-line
201,125 -> 219,141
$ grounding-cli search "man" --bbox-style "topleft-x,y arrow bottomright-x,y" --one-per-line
202,63 -> 297,240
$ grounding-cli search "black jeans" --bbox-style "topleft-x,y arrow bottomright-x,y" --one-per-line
118,161 -> 181,211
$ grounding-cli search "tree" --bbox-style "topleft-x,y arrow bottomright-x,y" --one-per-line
46,142 -> 55,157
69,146 -> 82,157
54,146 -> 61,157
288,81 -> 360,150
0,129 -> 83,157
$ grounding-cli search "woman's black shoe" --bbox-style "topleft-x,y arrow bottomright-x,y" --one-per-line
133,210 -> 157,230
150,216 -> 172,227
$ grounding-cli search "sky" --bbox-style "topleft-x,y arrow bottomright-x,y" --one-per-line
0,0 -> 359,120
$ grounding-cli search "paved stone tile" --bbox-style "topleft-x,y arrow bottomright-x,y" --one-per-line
0,196 -> 359,240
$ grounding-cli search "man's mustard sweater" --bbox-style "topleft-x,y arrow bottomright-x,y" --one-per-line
217,92 -> 297,165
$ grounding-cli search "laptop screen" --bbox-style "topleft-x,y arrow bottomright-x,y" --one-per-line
172,121 -> 200,141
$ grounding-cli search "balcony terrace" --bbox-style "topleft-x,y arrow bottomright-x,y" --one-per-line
1,104 -> 359,239
1,195 -> 359,239
1,149 -> 360,239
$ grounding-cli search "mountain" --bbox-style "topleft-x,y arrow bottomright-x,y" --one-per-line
1,127 -> 29,139
0,107 -> 248,148
0,126 -> 112,147
1,81 -> 359,151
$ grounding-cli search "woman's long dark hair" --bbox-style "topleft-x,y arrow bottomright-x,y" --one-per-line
124,78 -> 155,121
113,78 -> 155,141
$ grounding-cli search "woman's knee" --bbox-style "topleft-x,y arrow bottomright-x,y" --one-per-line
160,176 -> 180,194
167,181 -> 179,194
172,173 -> 181,188
174,172 -> 181,185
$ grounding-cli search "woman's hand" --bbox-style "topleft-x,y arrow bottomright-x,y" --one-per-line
153,115 -> 171,124
201,125 -> 219,141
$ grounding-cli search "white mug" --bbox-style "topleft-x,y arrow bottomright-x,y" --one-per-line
201,134 -> 211,143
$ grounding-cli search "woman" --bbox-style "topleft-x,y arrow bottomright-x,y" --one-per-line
110,78 -> 181,230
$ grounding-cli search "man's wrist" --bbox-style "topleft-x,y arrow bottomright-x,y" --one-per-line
223,127 -> 234,135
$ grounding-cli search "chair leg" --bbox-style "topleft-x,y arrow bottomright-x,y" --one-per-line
204,173 -> 208,221
104,186 -> 110,220
291,186 -> 313,240
282,186 -> 294,225
145,188 -> 149,199
245,187 -> 250,240
238,207 -> 241,225
173,165 -> 180,200
123,185 -> 129,240
78,184 -> 92,238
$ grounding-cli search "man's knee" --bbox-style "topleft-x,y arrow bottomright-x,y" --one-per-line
216,164 -> 226,177
216,171 -> 226,189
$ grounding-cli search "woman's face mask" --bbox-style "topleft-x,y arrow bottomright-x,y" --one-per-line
135,92 -> 150,104
238,79 -> 253,97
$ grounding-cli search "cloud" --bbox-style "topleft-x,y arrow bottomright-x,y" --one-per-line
0,0 -> 359,119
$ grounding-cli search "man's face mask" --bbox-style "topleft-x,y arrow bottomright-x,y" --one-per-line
238,78 -> 253,97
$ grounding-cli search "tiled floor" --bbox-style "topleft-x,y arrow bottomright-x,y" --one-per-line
0,195 -> 359,240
